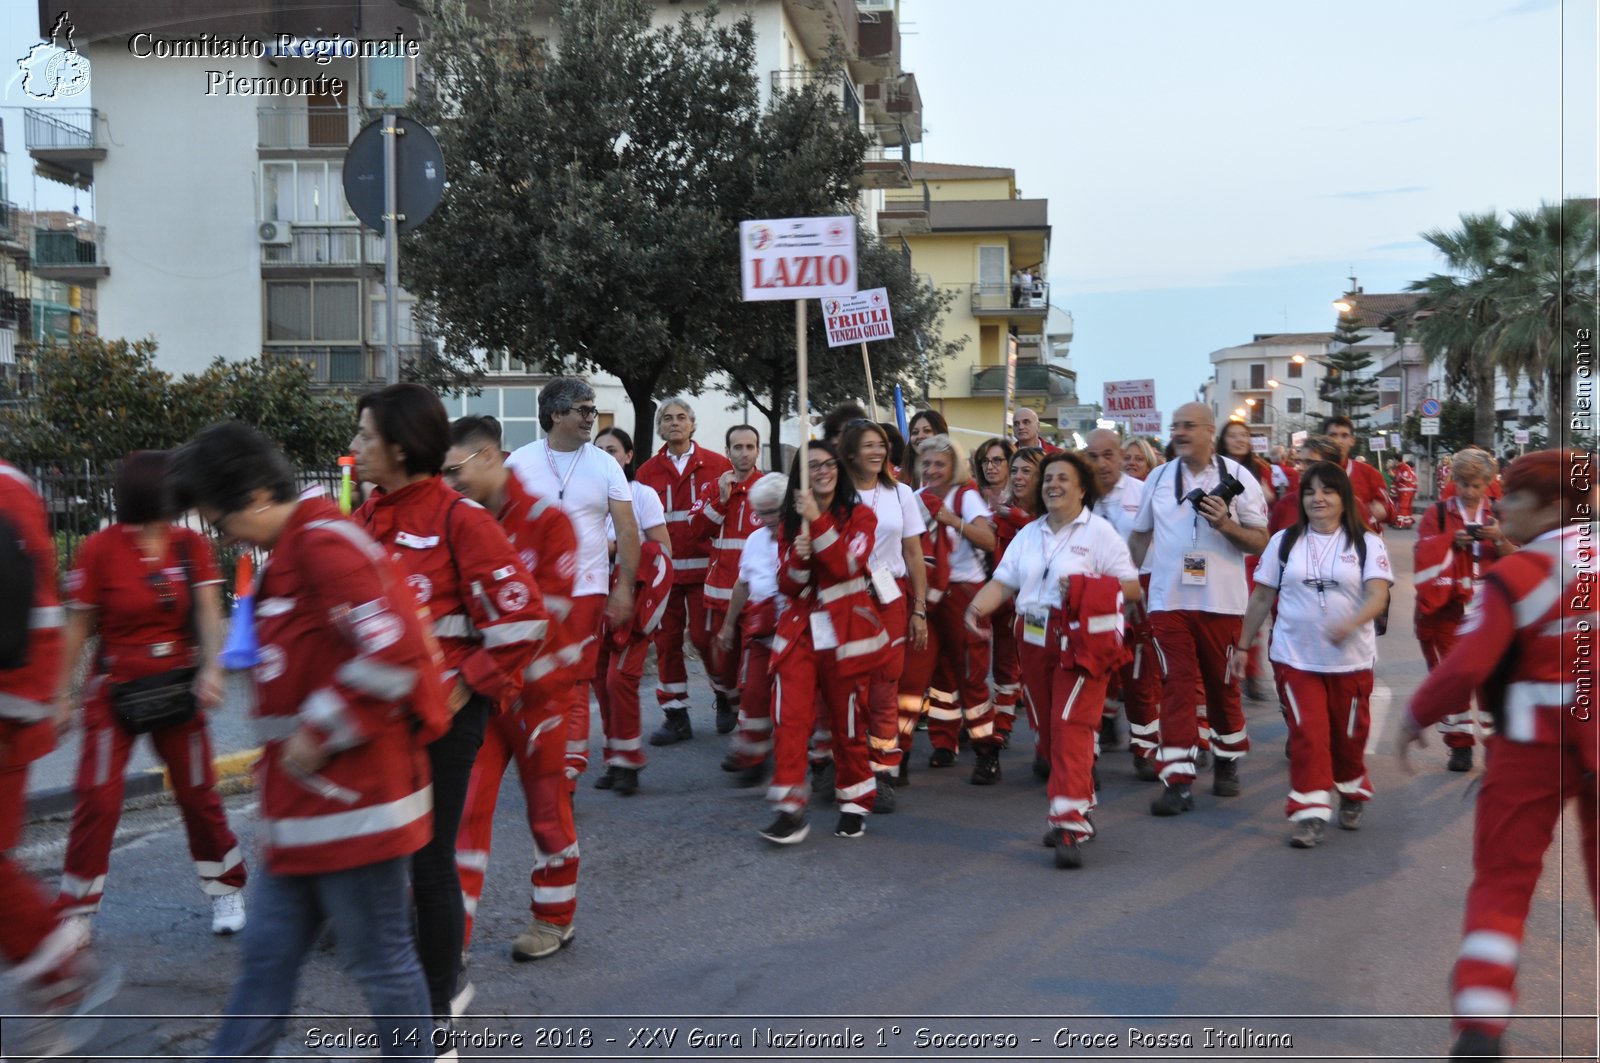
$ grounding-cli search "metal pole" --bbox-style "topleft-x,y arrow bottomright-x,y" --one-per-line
383,111 -> 402,385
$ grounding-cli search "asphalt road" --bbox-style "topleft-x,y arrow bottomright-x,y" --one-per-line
7,529 -> 1597,1062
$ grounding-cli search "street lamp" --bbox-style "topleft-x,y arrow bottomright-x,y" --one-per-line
1231,407 -> 1248,422
1245,397 -> 1281,442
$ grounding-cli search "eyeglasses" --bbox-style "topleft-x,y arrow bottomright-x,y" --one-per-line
807,460 -> 839,474
442,445 -> 487,477
1169,421 -> 1207,432
565,405 -> 600,419
981,456 -> 1007,466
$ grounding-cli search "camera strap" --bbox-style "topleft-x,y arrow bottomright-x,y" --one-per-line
1174,455 -> 1230,544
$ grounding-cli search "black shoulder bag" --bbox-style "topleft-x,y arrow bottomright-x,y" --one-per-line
109,536 -> 202,735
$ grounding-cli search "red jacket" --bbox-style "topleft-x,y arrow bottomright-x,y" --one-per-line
1391,462 -> 1417,494
356,476 -> 545,710
689,471 -> 761,608
497,474 -> 581,705
636,443 -> 733,586
1413,498 -> 1501,640
631,541 -> 673,638
0,462 -> 62,769
1409,525 -> 1596,749
991,504 -> 1033,567
773,505 -> 889,678
915,488 -> 951,603
1346,459 -> 1394,533
250,497 -> 449,874
1060,573 -> 1133,678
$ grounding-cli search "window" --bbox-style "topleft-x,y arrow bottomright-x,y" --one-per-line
266,280 -> 360,343
261,161 -> 354,224
441,387 -> 542,451
371,296 -> 418,345
1287,397 -> 1303,414
1249,363 -> 1265,389
1287,360 -> 1303,379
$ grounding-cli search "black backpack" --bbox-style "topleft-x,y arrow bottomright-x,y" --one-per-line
1276,523 -> 1384,636
0,514 -> 35,669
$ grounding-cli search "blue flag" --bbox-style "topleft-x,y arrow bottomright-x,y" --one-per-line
893,385 -> 908,437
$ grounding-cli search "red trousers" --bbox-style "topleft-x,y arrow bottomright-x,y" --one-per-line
1018,624 -> 1108,838
1120,601 -> 1164,761
991,603 -> 1021,738
1421,628 -> 1489,749
705,605 -> 741,708
561,596 -> 606,778
728,634 -> 776,769
1,760 -> 65,970
770,638 -> 874,816
1150,610 -> 1249,786
1393,488 -> 1416,528
456,708 -> 578,942
896,614 -> 940,756
594,626 -> 649,770
926,582 -> 997,752
1451,736 -> 1599,1038
653,583 -> 711,715
58,695 -> 245,916
867,585 -> 909,776
1274,664 -> 1374,822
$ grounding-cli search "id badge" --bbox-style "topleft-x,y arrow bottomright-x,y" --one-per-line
870,565 -> 901,603
809,610 -> 840,650
1022,612 -> 1048,647
1182,553 -> 1208,586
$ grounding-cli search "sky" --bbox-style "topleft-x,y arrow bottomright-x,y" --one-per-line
0,0 -> 1593,421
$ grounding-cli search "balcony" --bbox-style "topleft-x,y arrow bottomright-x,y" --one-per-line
258,106 -> 358,151
862,72 -> 922,142
32,222 -> 108,281
770,68 -> 861,116
971,362 -> 1078,399
1231,377 -> 1273,393
971,282 -> 1049,316
781,0 -> 859,65
853,6 -> 901,81
0,201 -> 17,246
878,183 -> 931,237
0,289 -> 18,328
261,225 -> 384,268
858,123 -> 911,189
264,345 -> 391,387
25,109 -> 103,190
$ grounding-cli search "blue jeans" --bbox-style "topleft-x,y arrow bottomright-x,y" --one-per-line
207,856 -> 432,1061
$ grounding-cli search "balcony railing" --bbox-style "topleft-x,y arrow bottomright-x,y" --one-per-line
0,289 -> 18,328
24,108 -> 101,152
258,106 -> 358,150
264,346 -> 392,386
971,282 -> 1048,315
1231,377 -> 1272,392
261,225 -> 384,267
971,363 -> 1076,397
770,68 -> 861,116
32,222 -> 108,279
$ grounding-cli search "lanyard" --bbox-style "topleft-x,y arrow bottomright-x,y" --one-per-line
1302,531 -> 1338,611
544,443 -> 583,506
1036,516 -> 1085,607
1172,456 -> 1226,545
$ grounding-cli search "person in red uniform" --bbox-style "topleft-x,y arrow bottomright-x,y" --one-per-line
54,451 -> 247,936
0,459 -> 120,1055
351,385 -> 545,1023
759,441 -> 889,844
1321,415 -> 1393,532
689,424 -> 765,739
441,416 -> 589,970
1400,449 -> 1597,1063
992,446 -> 1045,762
169,422 -> 442,1060
1219,421 -> 1277,703
1012,407 -> 1062,455
635,397 -> 733,745
714,473 -> 789,786
1412,448 -> 1515,773
1390,455 -> 1418,528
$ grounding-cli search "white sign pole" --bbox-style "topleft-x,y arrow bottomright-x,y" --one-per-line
860,342 -> 880,422
797,299 -> 810,498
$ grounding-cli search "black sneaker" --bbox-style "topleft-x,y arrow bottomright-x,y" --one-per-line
1150,785 -> 1194,817
1032,756 -> 1050,781
759,811 -> 809,846
1098,716 -> 1120,750
1132,753 -> 1159,782
872,773 -> 896,814
929,747 -> 956,768
834,812 -> 866,838
714,694 -> 737,735
1053,831 -> 1084,869
1449,1027 -> 1504,1061
1448,747 -> 1473,773
1288,818 -> 1326,849
1042,829 -> 1059,848
611,767 -> 639,796
592,767 -> 618,790
648,710 -> 692,746
809,760 -> 835,797
970,750 -> 1001,786
1211,758 -> 1241,797
1337,797 -> 1364,830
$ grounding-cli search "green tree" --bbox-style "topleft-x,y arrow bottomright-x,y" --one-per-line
170,358 -> 355,468
1322,306 -> 1379,429
403,0 -> 764,448
1407,211 -> 1506,447
1401,397 -> 1475,453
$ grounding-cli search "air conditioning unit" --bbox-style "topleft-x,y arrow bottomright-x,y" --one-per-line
258,221 -> 292,245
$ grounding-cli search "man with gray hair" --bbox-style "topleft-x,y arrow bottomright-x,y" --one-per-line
507,376 -> 638,788
636,397 -> 733,744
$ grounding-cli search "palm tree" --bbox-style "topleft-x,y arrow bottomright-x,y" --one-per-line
1407,211 -> 1506,447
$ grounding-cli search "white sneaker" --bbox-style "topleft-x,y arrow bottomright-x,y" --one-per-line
211,892 -> 246,935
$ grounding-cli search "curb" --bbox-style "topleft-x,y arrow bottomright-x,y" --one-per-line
25,747 -> 261,823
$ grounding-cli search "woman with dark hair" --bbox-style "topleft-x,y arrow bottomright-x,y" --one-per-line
1231,462 -> 1392,850
901,410 -> 949,487
966,451 -> 1141,868
1217,421 -> 1273,495
838,419 -> 927,812
52,450 -> 247,936
350,383 -> 546,1020
971,438 -> 1015,510
759,441 -> 888,845
169,422 -> 441,1060
989,446 -> 1045,750
878,422 -> 906,480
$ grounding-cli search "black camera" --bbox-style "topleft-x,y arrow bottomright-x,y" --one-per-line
1184,472 -> 1245,510
1465,523 -> 1484,541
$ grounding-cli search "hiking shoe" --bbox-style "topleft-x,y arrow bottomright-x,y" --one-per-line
593,766 -> 618,789
1133,753 -> 1159,782
732,762 -> 768,788
1449,1027 -> 1504,1061
759,811 -> 810,846
610,767 -> 639,796
1338,797 -> 1365,830
510,919 -> 574,962
834,812 -> 866,839
1150,785 -> 1194,817
809,759 -> 835,797
1211,758 -> 1241,798
1053,830 -> 1084,869
720,752 -> 744,772
714,694 -> 737,735
929,747 -> 956,768
648,710 -> 692,746
1042,829 -> 1059,848
1288,818 -> 1326,849
1098,716 -> 1120,750
970,750 -> 1001,786
211,891 -> 246,935
1032,756 -> 1050,781
1195,748 -> 1210,769
873,772 -> 896,814
1448,747 -> 1473,773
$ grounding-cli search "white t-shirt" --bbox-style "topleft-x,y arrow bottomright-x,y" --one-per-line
1256,528 -> 1393,673
1093,472 -> 1145,541
861,482 -> 926,579
992,509 -> 1138,615
1132,454 -> 1270,615
738,525 -> 780,604
942,485 -> 993,584
606,481 -> 667,545
507,440 -> 631,597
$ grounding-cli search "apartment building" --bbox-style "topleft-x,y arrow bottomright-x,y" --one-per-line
1204,332 -> 1334,446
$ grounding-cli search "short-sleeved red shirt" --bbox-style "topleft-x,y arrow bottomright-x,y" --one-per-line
66,524 -> 221,681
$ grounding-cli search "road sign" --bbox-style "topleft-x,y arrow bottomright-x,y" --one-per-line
1513,428 -> 1530,445
823,288 -> 893,347
1420,398 -> 1441,418
1370,435 -> 1387,451
1055,404 -> 1098,424
343,115 -> 446,234
1420,417 -> 1440,436
740,216 -> 857,302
